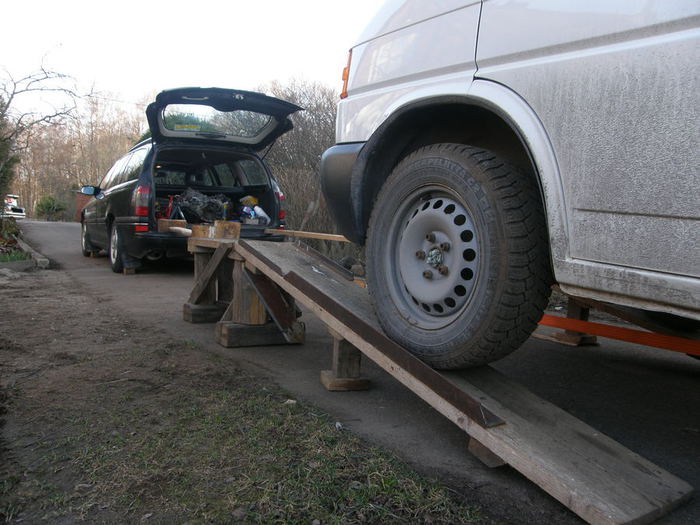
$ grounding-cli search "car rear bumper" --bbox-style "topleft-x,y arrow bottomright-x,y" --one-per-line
126,227 -> 284,259
0,210 -> 26,219
320,142 -> 364,243
130,231 -> 189,258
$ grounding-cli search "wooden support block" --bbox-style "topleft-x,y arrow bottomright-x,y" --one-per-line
557,298 -> 598,345
331,335 -> 362,378
216,257 -> 235,304
123,267 -> 136,275
191,224 -> 212,238
216,259 -> 305,347
245,270 -> 297,330
189,244 -> 231,305
468,437 -> 506,468
320,370 -> 371,391
534,297 -> 598,346
214,220 -> 241,239
216,321 -> 295,347
284,321 -> 306,344
183,302 -> 226,323
321,329 -> 370,391
157,218 -> 187,233
231,261 -> 267,325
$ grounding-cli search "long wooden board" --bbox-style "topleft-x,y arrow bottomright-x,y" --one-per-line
234,239 -> 692,525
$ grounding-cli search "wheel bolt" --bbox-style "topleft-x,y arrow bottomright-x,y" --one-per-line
415,250 -> 426,260
438,265 -> 449,276
425,233 -> 436,243
440,242 -> 451,252
422,270 -> 433,280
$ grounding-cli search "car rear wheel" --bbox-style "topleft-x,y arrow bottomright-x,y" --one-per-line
109,224 -> 124,273
366,143 -> 552,369
81,222 -> 97,257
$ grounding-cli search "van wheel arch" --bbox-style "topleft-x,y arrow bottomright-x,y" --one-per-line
354,99 -> 546,244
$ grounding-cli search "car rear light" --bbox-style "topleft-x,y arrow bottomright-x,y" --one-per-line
135,225 -> 149,232
133,185 -> 151,217
275,190 -> 286,222
340,50 -> 352,99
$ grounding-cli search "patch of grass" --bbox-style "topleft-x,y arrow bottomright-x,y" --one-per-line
0,220 -> 28,261
3,366 -> 481,523
63,374 -> 481,524
0,249 -> 30,262
0,271 -> 482,524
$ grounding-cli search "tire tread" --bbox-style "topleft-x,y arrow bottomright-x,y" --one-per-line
367,143 -> 552,369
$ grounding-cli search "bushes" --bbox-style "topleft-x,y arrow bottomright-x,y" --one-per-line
35,195 -> 67,221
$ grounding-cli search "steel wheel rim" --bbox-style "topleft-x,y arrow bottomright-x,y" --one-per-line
110,226 -> 118,265
385,184 -> 480,329
81,223 -> 87,251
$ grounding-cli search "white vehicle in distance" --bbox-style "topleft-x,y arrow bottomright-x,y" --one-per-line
320,0 -> 700,369
1,194 -> 26,219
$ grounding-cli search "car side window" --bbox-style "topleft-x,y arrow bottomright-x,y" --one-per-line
120,147 -> 150,185
212,163 -> 238,186
237,159 -> 268,185
100,154 -> 130,190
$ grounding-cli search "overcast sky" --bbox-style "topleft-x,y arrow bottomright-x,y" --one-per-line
1,0 -> 382,111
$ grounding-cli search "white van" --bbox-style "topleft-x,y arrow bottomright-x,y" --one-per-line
321,1 -> 700,368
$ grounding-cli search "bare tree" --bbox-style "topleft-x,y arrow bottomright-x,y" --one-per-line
0,67 -> 77,195
13,93 -> 144,218
260,79 -> 361,261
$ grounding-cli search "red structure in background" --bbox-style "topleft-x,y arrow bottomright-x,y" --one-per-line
74,193 -> 91,222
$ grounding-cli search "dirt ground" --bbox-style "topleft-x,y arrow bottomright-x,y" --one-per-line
1,267 -> 489,524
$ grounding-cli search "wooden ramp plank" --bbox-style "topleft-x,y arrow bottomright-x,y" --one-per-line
447,368 -> 692,524
234,240 -> 692,525
235,240 -> 503,429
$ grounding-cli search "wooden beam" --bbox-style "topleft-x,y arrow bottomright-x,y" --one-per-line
264,228 -> 350,242
244,270 -> 296,332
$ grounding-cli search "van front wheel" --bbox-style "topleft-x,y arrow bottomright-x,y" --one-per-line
366,144 -> 552,369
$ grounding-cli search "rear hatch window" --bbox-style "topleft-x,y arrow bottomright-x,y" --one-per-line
162,105 -> 273,140
146,87 -> 302,151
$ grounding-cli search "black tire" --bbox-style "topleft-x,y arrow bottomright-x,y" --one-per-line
109,224 -> 124,273
366,143 -> 552,369
80,222 -> 96,257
